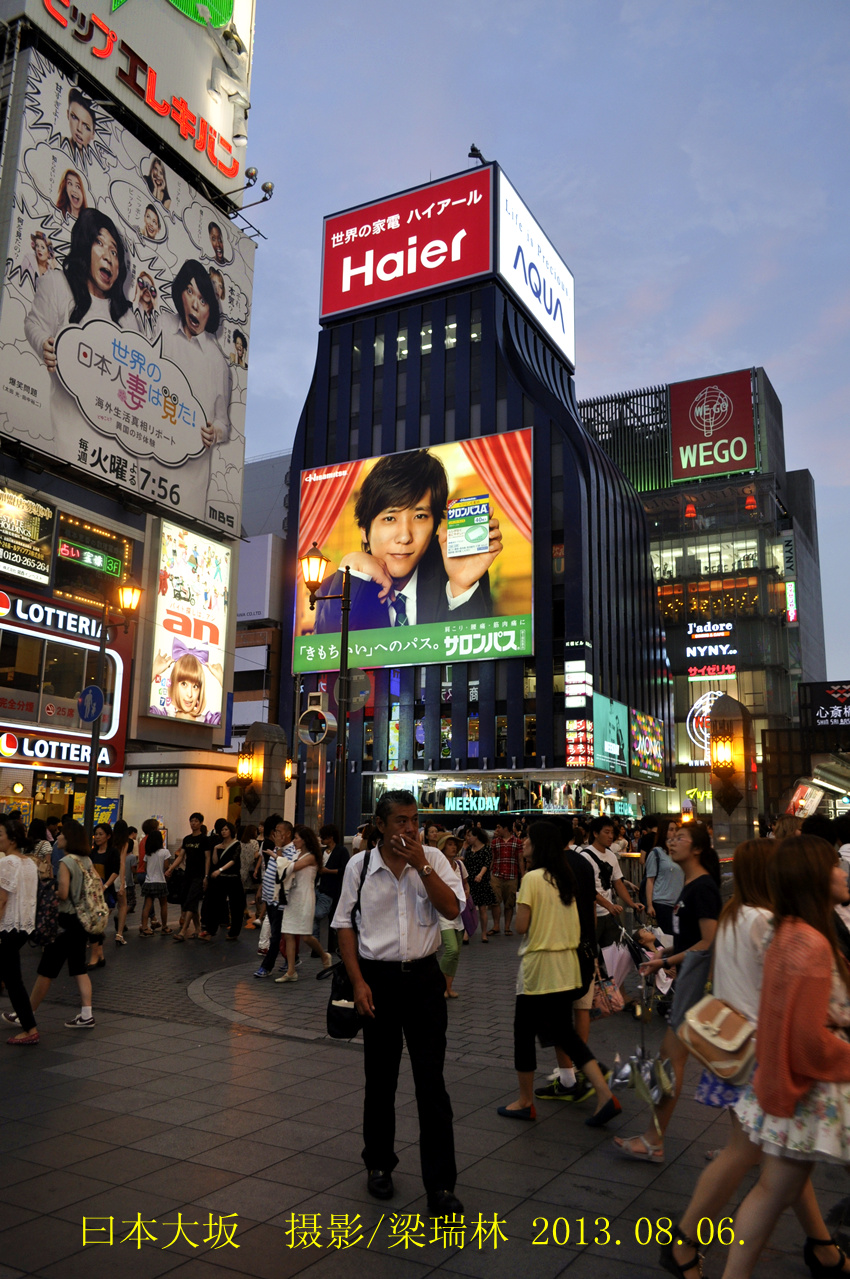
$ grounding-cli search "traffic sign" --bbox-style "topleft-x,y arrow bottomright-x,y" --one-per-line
77,685 -> 105,724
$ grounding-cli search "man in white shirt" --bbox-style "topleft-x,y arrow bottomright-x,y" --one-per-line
580,816 -> 635,949
333,789 -> 465,1217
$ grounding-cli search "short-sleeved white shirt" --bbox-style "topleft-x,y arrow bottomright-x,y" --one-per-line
0,855 -> 37,933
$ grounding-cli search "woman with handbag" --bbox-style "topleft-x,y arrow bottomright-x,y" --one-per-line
661,838 -> 847,1279
717,837 -> 850,1279
437,835 -> 470,998
275,826 -> 333,982
614,821 -> 721,1163
497,822 -> 621,1126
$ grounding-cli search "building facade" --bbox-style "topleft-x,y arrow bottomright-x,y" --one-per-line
580,367 -> 826,819
281,164 -> 674,834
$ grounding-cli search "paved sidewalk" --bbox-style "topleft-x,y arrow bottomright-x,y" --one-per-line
0,927 -> 847,1277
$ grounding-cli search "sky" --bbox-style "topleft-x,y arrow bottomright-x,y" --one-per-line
240,0 -> 850,677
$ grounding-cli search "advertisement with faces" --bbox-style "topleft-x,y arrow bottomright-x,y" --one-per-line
0,52 -> 254,533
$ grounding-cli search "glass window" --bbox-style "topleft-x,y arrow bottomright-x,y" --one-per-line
388,706 -> 399,772
374,329 -> 385,367
363,718 -> 373,763
468,716 -> 479,758
440,716 -> 452,759
397,327 -> 408,361
0,629 -> 41,723
420,321 -> 433,354
414,717 -> 424,759
496,715 -> 508,756
445,313 -> 457,349
524,714 -> 537,756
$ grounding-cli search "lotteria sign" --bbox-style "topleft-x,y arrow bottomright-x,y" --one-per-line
321,168 -> 493,320
0,730 -> 111,769
670,370 -> 756,483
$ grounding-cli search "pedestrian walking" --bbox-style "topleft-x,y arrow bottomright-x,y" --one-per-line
276,826 -> 332,981
202,821 -> 245,941
138,831 -> 172,935
437,834 -> 468,998
0,817 -> 39,1045
464,826 -> 497,942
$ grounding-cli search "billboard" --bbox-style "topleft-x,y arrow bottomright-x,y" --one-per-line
496,171 -> 576,371
293,429 -> 533,674
799,682 -> 850,730
669,369 -> 756,483
0,52 -> 253,535
321,168 -> 493,320
592,693 -> 628,775
148,520 -> 231,726
629,709 -> 664,781
9,0 -> 255,193
0,486 -> 55,586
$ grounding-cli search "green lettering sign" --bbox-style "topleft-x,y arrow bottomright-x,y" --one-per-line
111,0 -> 234,28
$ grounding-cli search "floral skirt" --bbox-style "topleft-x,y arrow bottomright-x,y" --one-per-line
735,1078 -> 850,1165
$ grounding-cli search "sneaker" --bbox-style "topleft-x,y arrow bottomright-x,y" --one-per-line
534,1079 -> 582,1102
570,1073 -> 596,1103
295,957 -> 302,968
1,1011 -> 20,1026
253,967 -> 270,978
65,1014 -> 96,1029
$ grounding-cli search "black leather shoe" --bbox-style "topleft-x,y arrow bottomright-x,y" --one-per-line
427,1190 -> 464,1216
366,1169 -> 394,1200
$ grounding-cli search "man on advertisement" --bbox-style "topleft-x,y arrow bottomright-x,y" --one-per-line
314,449 -> 502,633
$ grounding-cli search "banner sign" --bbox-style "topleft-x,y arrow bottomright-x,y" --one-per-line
799,682 -> 850,730
0,485 -> 54,585
321,168 -> 493,320
629,709 -> 664,781
496,170 -> 576,371
16,0 -> 255,193
148,520 -> 231,727
593,693 -> 629,776
0,52 -> 254,534
294,429 -> 533,674
669,369 -> 756,483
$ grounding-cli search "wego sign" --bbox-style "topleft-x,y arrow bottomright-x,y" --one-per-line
669,370 -> 756,483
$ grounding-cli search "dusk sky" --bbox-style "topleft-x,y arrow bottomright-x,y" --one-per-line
240,0 -> 849,677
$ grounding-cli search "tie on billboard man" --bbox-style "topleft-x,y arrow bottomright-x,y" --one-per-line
314,449 -> 502,632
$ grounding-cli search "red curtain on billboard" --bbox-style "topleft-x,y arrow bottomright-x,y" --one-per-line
297,461 -> 365,560
459,432 -> 532,542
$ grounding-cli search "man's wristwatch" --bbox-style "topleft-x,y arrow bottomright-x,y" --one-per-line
661,957 -> 671,971
417,864 -> 433,879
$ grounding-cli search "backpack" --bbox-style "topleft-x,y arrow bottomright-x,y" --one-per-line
69,858 -> 109,936
29,877 -> 60,947
583,847 -> 614,893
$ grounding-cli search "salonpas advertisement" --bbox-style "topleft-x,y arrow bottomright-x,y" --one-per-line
0,52 -> 254,534
294,429 -> 533,674
149,521 -> 231,727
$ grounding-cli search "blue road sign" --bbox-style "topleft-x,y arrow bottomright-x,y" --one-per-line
78,685 -> 105,724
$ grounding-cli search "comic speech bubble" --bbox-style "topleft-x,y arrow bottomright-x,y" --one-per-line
54,318 -> 208,466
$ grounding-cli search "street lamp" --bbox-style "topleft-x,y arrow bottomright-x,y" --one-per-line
83,581 -> 143,841
299,542 -> 351,840
236,742 -> 254,782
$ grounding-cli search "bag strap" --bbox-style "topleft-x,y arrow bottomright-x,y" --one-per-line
351,849 -> 371,932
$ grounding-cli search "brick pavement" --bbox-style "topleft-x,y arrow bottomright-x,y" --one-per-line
0,925 -> 847,1277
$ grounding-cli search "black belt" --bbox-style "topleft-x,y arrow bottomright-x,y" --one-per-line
360,954 -> 437,973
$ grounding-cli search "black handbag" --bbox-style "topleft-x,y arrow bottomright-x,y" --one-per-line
323,852 -> 371,1039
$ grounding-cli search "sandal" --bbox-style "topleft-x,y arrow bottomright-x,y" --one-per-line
612,1134 -> 664,1163
481,933 -> 488,943
139,928 -> 153,936
172,934 -> 185,942
660,1227 -> 703,1279
114,934 -> 126,945
504,929 -> 513,936
803,1236 -> 850,1278
160,927 -> 173,935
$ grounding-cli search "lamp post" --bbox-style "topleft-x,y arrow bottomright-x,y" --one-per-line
299,542 -> 351,839
82,583 -> 142,842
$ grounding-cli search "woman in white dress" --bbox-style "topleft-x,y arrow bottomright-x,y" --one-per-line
276,826 -> 332,983
0,817 -> 39,1045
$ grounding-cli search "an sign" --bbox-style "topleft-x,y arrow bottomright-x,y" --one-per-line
669,369 -> 756,483
565,718 -> 593,767
77,684 -> 104,723
13,0 -> 255,192
58,538 -> 122,577
293,429 -> 533,674
0,53 -> 254,534
800,682 -> 850,730
0,486 -> 55,585
320,168 -> 493,320
148,521 -> 231,726
593,694 -> 628,776
496,170 -> 576,371
138,767 -> 179,787
629,709 -> 664,782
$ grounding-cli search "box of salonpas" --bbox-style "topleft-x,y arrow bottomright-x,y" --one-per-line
446,495 -> 490,558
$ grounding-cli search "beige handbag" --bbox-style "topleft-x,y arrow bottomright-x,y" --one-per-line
677,993 -> 756,1084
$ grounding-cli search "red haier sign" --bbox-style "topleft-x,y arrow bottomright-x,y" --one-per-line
670,369 -> 756,483
321,169 -> 493,320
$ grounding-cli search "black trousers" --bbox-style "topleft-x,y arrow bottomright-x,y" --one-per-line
0,931 -> 36,1032
201,876 -> 245,937
514,991 -> 593,1074
260,902 -> 283,971
359,954 -> 456,1194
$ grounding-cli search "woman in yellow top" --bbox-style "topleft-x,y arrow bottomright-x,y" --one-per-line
498,822 -> 622,1125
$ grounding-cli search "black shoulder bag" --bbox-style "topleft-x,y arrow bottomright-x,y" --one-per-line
322,851 -> 371,1040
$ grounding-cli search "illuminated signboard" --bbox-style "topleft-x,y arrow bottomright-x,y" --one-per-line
320,168 -> 493,321
800,682 -> 850,730
629,709 -> 664,782
786,580 -> 798,623
58,539 -> 122,578
0,54 -> 254,536
148,521 -> 231,727
0,485 -> 54,586
496,170 -> 576,371
685,619 -> 737,659
593,694 -> 628,776
293,430 -> 533,674
686,689 -> 723,761
19,0 -> 255,192
688,664 -> 737,682
565,718 -> 593,768
669,369 -> 757,483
